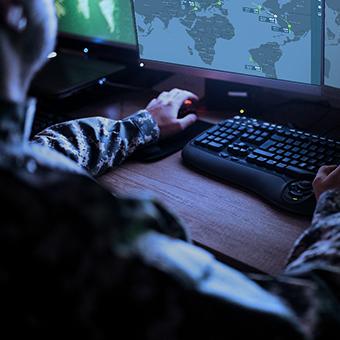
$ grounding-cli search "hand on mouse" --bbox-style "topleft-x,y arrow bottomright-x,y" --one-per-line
313,165 -> 340,200
146,88 -> 199,139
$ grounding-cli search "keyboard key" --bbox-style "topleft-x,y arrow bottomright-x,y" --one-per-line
219,139 -> 229,145
253,149 -> 275,158
307,165 -> 318,172
272,134 -> 285,142
195,133 -> 209,143
266,160 -> 277,169
255,157 -> 268,165
261,140 -> 276,150
255,137 -> 264,144
239,149 -> 249,157
299,162 -> 308,169
274,155 -> 283,161
208,126 -> 220,134
207,142 -> 224,151
275,163 -> 287,173
246,154 -> 257,163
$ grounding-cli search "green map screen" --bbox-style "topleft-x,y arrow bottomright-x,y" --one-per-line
55,0 -> 136,46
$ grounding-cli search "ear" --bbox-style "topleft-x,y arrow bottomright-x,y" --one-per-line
0,0 -> 27,33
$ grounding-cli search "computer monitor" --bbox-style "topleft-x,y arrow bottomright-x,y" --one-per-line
133,1 -> 340,101
324,0 -> 340,101
56,0 -> 136,49
55,0 -> 138,62
32,1 -> 139,98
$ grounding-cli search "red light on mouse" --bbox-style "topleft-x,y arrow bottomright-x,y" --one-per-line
184,99 -> 193,106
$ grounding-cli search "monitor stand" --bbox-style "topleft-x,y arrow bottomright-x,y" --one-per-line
31,51 -> 125,99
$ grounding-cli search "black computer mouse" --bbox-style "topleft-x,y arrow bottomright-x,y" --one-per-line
178,98 -> 198,118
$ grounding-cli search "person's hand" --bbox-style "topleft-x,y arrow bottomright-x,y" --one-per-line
313,165 -> 340,200
146,89 -> 199,139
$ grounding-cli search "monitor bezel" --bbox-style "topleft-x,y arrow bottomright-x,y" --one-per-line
137,59 -> 322,96
57,31 -> 138,65
132,0 -> 340,100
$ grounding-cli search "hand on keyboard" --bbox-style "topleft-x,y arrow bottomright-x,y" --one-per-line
313,165 -> 340,200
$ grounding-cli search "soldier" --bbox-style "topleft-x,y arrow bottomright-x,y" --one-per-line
0,1 -> 339,339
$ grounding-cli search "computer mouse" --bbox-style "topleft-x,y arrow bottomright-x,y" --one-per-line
178,98 -> 198,118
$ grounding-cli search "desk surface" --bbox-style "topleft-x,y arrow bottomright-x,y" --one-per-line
55,86 -> 313,276
99,150 -> 309,276
88,90 -> 310,276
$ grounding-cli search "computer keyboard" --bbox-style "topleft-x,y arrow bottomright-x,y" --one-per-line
182,115 -> 340,216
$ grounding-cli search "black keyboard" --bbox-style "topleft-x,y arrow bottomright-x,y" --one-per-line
182,115 -> 340,216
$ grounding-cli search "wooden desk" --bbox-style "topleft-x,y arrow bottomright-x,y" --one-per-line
90,90 -> 310,276
99,151 -> 309,276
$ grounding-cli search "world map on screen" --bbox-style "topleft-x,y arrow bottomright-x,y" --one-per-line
325,0 -> 340,89
134,0 -> 315,84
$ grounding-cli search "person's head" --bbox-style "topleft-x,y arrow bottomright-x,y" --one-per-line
0,0 -> 57,102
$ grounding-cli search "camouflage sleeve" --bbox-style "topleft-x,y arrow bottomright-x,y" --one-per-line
271,189 -> 340,335
32,110 -> 160,177
285,189 -> 340,272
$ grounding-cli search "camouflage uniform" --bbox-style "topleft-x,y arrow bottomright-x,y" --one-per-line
0,98 -> 339,339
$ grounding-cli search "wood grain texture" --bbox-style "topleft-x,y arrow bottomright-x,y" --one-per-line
99,151 -> 310,276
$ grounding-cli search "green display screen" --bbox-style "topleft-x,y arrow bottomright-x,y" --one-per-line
55,0 -> 136,46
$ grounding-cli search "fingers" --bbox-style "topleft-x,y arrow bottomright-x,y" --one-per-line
177,113 -> 198,130
313,165 -> 336,188
169,89 -> 199,106
313,165 -> 340,200
153,89 -> 198,106
169,88 -> 199,100
315,165 -> 337,181
146,98 -> 157,109
325,165 -> 340,182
